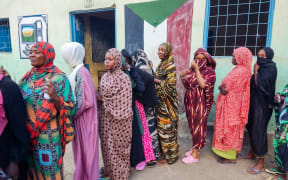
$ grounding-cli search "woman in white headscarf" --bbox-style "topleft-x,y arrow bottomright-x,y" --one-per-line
61,42 -> 98,180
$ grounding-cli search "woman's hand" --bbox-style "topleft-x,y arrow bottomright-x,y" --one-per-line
97,95 -> 103,101
274,93 -> 281,103
254,63 -> 260,73
42,80 -> 60,110
154,78 -> 161,84
180,69 -> 189,79
219,85 -> 228,95
191,61 -> 199,71
43,81 -> 60,102
6,162 -> 18,180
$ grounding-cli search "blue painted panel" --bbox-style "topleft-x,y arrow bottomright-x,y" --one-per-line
203,0 -> 210,50
266,0 -> 275,47
125,6 -> 144,56
70,14 -> 85,45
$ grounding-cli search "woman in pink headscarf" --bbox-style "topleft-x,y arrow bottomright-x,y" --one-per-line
212,47 -> 252,164
180,48 -> 216,163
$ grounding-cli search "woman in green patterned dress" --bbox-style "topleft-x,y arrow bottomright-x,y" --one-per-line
19,42 -> 75,180
270,84 -> 288,179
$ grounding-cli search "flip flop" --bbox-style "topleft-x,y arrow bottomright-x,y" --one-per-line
217,158 -> 237,164
185,149 -> 193,157
238,154 -> 256,160
182,155 -> 199,164
136,161 -> 146,171
157,159 -> 167,166
147,160 -> 157,168
248,168 -> 263,174
265,168 -> 285,175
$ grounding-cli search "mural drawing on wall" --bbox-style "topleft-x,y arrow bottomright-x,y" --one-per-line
18,14 -> 48,59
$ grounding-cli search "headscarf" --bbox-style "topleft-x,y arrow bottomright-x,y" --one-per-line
121,49 -> 135,66
31,42 -> 56,73
255,47 -> 277,104
61,42 -> 85,68
193,48 -> 216,70
257,47 -> 274,65
61,42 -> 85,96
135,49 -> 153,75
160,42 -> 173,60
99,48 -> 133,119
20,42 -> 62,84
234,47 -> 252,75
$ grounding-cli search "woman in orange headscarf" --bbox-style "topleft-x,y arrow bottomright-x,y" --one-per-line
212,47 -> 252,164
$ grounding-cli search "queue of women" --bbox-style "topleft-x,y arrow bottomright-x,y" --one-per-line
0,40 -> 287,180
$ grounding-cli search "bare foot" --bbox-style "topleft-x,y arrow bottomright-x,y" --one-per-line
243,148 -> 256,159
248,158 -> 265,174
191,149 -> 199,160
157,158 -> 167,166
217,158 -> 236,164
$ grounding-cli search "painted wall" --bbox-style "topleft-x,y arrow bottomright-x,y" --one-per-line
0,0 -> 155,81
0,0 -> 287,133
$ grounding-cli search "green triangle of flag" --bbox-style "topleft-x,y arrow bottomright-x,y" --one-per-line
127,0 -> 188,27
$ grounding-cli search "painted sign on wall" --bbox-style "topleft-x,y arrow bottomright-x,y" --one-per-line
18,14 -> 48,59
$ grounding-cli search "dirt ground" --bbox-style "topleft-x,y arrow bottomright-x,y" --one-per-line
63,127 -> 279,180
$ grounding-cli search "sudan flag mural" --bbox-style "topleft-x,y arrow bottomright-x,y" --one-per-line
125,0 -> 194,113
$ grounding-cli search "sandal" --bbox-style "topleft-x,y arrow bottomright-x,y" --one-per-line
182,155 -> 199,164
238,153 -> 256,160
248,168 -> 263,174
136,161 -> 146,171
147,160 -> 157,168
217,158 -> 236,164
157,159 -> 167,166
265,168 -> 285,176
185,149 -> 193,157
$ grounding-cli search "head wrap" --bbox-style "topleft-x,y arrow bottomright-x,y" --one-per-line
263,47 -> 274,61
135,49 -> 153,75
107,48 -> 122,72
193,48 -> 216,70
160,42 -> 173,60
121,49 -> 134,65
31,42 -> 56,73
61,42 -> 85,68
61,42 -> 86,96
234,47 -> 253,75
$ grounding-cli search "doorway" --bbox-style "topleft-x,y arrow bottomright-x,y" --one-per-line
70,9 -> 116,89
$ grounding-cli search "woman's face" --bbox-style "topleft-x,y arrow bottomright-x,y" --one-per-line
158,45 -> 166,60
105,53 -> 116,70
232,53 -> 237,65
194,54 -> 207,65
29,47 -> 45,68
258,49 -> 266,58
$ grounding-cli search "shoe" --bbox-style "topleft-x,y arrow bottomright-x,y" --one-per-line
136,161 -> 146,171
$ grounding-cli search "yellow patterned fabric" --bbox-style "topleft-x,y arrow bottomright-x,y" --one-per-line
155,43 -> 179,164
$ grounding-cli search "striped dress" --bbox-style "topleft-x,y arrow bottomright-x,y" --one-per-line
183,67 -> 216,150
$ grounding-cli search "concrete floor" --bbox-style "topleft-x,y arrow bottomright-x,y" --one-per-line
63,126 -> 278,180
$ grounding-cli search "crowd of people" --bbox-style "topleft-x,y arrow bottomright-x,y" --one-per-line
0,41 -> 287,180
